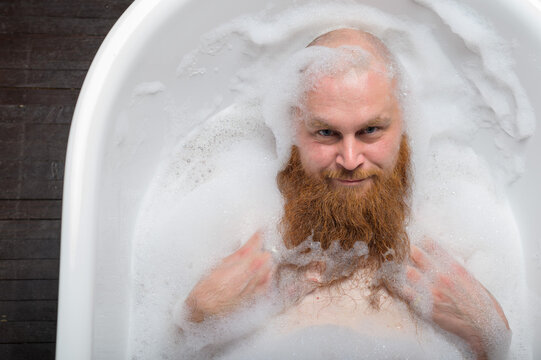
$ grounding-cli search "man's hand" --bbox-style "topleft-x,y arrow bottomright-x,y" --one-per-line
184,232 -> 273,323
398,239 -> 510,359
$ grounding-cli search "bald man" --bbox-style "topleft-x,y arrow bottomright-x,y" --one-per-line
179,29 -> 510,360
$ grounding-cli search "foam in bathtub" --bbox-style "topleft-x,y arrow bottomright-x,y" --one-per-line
127,1 -> 534,359
132,81 -> 166,97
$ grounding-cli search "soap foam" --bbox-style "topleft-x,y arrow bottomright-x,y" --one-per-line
128,1 -> 534,359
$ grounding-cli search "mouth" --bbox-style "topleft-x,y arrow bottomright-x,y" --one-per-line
332,177 -> 372,187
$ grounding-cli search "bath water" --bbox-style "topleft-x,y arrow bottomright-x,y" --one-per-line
126,1 -> 535,359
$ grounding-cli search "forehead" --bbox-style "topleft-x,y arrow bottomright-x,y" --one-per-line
310,67 -> 392,101
300,68 -> 399,127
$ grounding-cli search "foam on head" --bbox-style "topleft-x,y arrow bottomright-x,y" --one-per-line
306,28 -> 401,82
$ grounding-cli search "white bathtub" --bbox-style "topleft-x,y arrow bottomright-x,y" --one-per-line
57,0 -> 541,358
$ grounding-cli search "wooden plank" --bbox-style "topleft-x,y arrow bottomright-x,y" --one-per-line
0,160 -> 65,181
0,220 -> 61,240
0,104 -> 75,124
25,123 -> 71,145
20,141 -> 68,161
0,260 -> 59,280
0,180 -> 64,200
22,160 -> 65,180
0,69 -> 86,89
0,321 -> 56,343
0,160 -> 64,199
0,280 -> 58,301
0,201 -> 62,220
0,343 -> 55,360
0,143 -> 22,161
0,124 -> 23,142
0,124 -> 24,161
21,123 -> 71,160
0,15 -> 117,36
0,0 -> 133,19
0,160 -> 20,180
0,300 -> 57,321
0,88 -> 80,106
0,35 -> 104,70
0,239 -> 60,260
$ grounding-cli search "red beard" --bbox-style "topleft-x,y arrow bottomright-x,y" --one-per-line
277,135 -> 412,271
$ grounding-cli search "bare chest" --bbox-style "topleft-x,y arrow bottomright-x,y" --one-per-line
274,278 -> 416,337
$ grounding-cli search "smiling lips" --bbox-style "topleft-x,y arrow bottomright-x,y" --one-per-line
333,177 -> 371,186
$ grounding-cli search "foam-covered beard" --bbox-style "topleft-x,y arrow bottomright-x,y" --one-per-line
277,135 -> 412,271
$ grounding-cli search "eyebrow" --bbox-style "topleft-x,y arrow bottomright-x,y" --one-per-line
307,117 -> 332,128
306,116 -> 392,129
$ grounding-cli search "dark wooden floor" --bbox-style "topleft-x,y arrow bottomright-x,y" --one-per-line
0,1 -> 133,358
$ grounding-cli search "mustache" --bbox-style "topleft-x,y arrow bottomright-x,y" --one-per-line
322,167 -> 382,181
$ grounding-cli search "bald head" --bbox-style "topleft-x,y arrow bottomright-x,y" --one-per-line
308,28 -> 379,47
307,28 -> 397,82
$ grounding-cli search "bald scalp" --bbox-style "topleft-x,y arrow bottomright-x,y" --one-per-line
308,28 -> 389,57
306,28 -> 399,84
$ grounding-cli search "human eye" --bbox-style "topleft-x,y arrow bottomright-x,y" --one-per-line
363,126 -> 379,134
317,129 -> 336,137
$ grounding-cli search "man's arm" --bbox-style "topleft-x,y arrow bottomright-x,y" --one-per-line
397,239 -> 511,360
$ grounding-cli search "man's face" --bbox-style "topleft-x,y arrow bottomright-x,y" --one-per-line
295,67 -> 403,193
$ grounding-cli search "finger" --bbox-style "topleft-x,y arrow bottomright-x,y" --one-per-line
420,237 -> 455,264
410,244 -> 432,272
431,286 -> 452,304
248,251 -> 272,273
418,239 -> 475,291
419,237 -> 437,253
478,283 -> 510,330
225,232 -> 263,262
432,311 -> 466,336
241,254 -> 273,296
405,265 -> 423,285
220,250 -> 270,291
238,232 -> 263,255
449,261 -> 474,283
398,285 -> 433,318
253,265 -> 274,295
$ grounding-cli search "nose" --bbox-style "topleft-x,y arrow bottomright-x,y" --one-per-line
336,136 -> 365,171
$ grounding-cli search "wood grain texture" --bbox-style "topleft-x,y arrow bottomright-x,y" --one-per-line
0,180 -> 64,199
0,34 -> 104,70
0,201 -> 62,220
0,236 -> 62,260
0,15 -> 117,36
0,260 -> 60,279
0,104 -> 75,124
0,220 -> 61,240
0,0 -> 133,19
0,69 -> 86,88
0,300 -> 58,321
0,88 -> 80,105
0,321 -> 57,343
0,343 -> 56,359
0,280 -> 58,301
0,239 -> 61,259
